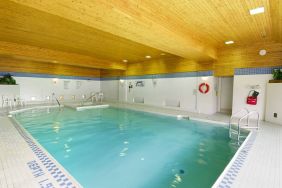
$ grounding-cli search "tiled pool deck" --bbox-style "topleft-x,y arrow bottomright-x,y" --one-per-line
0,102 -> 281,187
0,104 -> 81,188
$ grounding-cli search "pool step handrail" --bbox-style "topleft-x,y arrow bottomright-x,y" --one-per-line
81,92 -> 98,105
229,109 -> 259,142
229,108 -> 249,137
52,93 -> 61,107
81,92 -> 104,106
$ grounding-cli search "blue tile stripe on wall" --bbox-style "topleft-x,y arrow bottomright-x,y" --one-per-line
216,132 -> 257,188
235,66 -> 282,75
0,72 -> 100,81
1,70 -> 213,80
11,118 -> 78,188
101,70 -> 213,80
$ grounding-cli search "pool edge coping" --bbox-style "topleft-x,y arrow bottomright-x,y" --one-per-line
212,130 -> 257,188
9,105 -> 62,115
9,110 -> 83,188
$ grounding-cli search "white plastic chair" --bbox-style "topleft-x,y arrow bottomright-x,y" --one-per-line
98,92 -> 104,102
14,96 -> 25,107
1,96 -> 13,108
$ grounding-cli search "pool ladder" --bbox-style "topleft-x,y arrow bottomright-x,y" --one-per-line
229,108 -> 259,142
81,93 -> 96,106
52,93 -> 61,108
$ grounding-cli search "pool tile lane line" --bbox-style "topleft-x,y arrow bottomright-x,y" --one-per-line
10,117 -> 82,188
213,131 -> 257,188
0,117 -> 43,188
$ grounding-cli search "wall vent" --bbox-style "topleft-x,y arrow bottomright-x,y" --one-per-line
133,97 -> 144,104
164,99 -> 180,108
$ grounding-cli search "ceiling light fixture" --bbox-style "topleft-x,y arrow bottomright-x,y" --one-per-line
259,49 -> 267,56
145,55 -> 151,59
225,40 -> 234,45
160,53 -> 166,56
122,59 -> 128,63
52,78 -> 58,84
249,7 -> 265,15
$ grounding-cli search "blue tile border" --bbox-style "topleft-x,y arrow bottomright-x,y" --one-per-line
101,70 -> 213,80
1,70 -> 213,81
10,117 -> 79,188
235,66 -> 282,75
4,66 -> 282,79
0,72 -> 100,81
214,131 -> 257,188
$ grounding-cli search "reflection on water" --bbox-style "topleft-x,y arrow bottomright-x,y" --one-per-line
171,173 -> 182,188
52,122 -> 60,133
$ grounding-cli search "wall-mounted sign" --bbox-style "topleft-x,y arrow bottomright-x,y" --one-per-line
135,81 -> 145,87
64,80 -> 70,89
76,81 -> 82,89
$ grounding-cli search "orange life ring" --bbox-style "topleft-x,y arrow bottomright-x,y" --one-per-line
199,83 -> 210,94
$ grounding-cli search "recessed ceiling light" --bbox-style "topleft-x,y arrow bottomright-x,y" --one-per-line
122,59 -> 128,63
259,49 -> 267,56
145,55 -> 151,59
160,53 -> 166,56
250,7 -> 264,15
225,40 -> 234,45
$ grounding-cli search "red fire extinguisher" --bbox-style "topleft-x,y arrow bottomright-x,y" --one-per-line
246,90 -> 259,105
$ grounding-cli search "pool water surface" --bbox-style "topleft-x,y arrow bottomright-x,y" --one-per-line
15,107 -> 244,188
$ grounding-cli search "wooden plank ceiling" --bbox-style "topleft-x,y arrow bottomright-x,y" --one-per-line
0,0 -> 281,76
0,0 -> 176,65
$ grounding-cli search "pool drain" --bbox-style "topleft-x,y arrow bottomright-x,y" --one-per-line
179,169 -> 185,174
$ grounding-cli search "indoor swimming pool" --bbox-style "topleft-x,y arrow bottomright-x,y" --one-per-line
14,107 -> 246,188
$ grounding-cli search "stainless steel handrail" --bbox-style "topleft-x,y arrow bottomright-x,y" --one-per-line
237,113 -> 250,141
246,111 -> 260,129
229,109 -> 259,142
229,108 -> 249,137
52,93 -> 61,107
237,111 -> 259,141
81,92 -> 99,105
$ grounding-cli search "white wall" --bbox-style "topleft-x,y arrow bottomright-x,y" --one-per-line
100,80 -> 119,101
101,73 -> 277,121
197,77 -> 218,114
0,85 -> 20,98
118,80 -> 127,102
101,76 -> 218,114
15,77 -> 100,103
265,83 -> 282,125
126,77 -> 198,111
219,77 -> 233,113
8,72 -> 276,120
232,74 -> 272,120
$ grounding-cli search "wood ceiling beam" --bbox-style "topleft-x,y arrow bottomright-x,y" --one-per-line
0,58 -> 100,78
9,0 -> 217,61
0,41 -> 126,70
126,57 -> 213,76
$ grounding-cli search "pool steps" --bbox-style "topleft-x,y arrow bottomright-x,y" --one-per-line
76,104 -> 109,111
229,109 -> 259,142
63,103 -> 110,111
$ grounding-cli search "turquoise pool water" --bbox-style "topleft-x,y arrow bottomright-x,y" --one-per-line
15,107 -> 243,188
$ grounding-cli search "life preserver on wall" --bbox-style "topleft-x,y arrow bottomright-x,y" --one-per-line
199,83 -> 210,94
